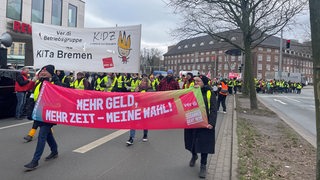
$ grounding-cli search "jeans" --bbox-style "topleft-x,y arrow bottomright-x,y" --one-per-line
32,125 -> 58,162
130,129 -> 148,138
15,92 -> 26,118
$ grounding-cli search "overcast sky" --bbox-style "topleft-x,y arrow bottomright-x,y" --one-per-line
84,0 -> 179,53
84,1 -> 310,54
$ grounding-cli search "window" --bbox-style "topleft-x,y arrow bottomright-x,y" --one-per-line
224,64 -> 228,70
274,56 -> 278,63
200,42 -> 204,46
10,44 -> 15,54
258,47 -> 263,51
274,65 -> 278,71
178,46 -> 181,49
257,63 -> 262,70
7,0 -> 22,20
258,54 -> 263,61
266,55 -> 271,62
18,43 -> 24,55
209,41 -> 214,44
32,0 -> 45,23
192,43 -> 196,47
257,73 -> 262,79
184,45 -> 188,48
68,4 -> 77,27
51,0 -> 62,25
267,48 -> 271,52
266,64 -> 270,71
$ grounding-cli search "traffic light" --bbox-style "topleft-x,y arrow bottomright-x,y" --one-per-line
238,66 -> 242,73
286,40 -> 291,49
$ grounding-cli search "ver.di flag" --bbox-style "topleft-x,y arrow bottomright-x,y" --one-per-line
32,82 -> 209,129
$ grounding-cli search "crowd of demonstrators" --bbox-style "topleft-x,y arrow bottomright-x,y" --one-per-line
255,78 -> 303,94
18,67 -> 221,178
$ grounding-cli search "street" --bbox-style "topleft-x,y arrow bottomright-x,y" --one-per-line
0,112 -> 223,180
257,85 -> 316,147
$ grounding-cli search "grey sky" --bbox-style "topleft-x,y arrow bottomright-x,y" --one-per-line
84,1 -> 310,54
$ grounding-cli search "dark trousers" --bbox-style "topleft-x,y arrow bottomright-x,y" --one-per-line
217,94 -> 227,112
32,125 -> 58,162
192,152 -> 208,165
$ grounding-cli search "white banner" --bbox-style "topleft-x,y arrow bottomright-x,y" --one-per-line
32,23 -> 141,73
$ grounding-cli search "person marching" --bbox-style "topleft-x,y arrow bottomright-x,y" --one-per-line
157,69 -> 180,91
184,75 -> 217,179
217,79 -> 228,113
24,65 -> 61,170
70,72 -> 90,90
14,66 -> 35,119
126,77 -> 154,145
182,72 -> 195,89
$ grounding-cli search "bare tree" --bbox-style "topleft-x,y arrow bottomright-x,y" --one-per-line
309,0 -> 320,178
168,0 -> 306,109
140,48 -> 162,74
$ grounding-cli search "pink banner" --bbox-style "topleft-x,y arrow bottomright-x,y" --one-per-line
32,82 -> 209,129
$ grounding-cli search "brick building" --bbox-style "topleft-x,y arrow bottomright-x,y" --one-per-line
163,30 -> 313,83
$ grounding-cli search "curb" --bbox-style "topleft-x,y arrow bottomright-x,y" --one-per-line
207,95 -> 237,180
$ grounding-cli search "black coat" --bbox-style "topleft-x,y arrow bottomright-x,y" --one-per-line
184,85 -> 217,154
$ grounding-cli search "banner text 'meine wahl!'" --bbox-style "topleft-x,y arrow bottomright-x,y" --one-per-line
32,82 -> 209,130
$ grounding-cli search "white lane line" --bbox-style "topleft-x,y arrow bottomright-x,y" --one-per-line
73,129 -> 129,154
273,99 -> 287,105
0,121 -> 33,130
283,96 -> 301,103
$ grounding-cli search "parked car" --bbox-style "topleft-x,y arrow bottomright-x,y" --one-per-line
0,69 -> 20,118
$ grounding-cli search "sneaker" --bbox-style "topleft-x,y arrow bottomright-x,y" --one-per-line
45,152 -> 58,161
23,135 -> 33,142
24,161 -> 38,169
126,137 -> 134,145
223,111 -> 227,114
142,135 -> 148,142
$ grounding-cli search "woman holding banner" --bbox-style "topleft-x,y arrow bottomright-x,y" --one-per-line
126,77 -> 155,145
184,75 -> 217,179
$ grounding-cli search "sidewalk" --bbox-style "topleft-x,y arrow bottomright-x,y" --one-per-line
207,95 -> 238,180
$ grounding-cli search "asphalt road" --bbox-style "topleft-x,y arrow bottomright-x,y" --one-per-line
257,85 -> 316,147
0,110 -> 223,180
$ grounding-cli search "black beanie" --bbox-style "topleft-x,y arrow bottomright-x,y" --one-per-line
200,75 -> 209,85
41,65 -> 55,76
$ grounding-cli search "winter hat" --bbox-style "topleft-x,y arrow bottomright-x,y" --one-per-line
187,72 -> 193,78
199,75 -> 209,85
167,69 -> 174,74
40,64 -> 55,76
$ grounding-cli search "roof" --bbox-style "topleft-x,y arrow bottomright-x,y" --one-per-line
164,30 -> 311,56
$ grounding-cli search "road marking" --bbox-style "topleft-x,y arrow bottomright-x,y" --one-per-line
273,99 -> 287,105
283,96 -> 301,103
73,129 -> 129,153
0,121 -> 33,130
